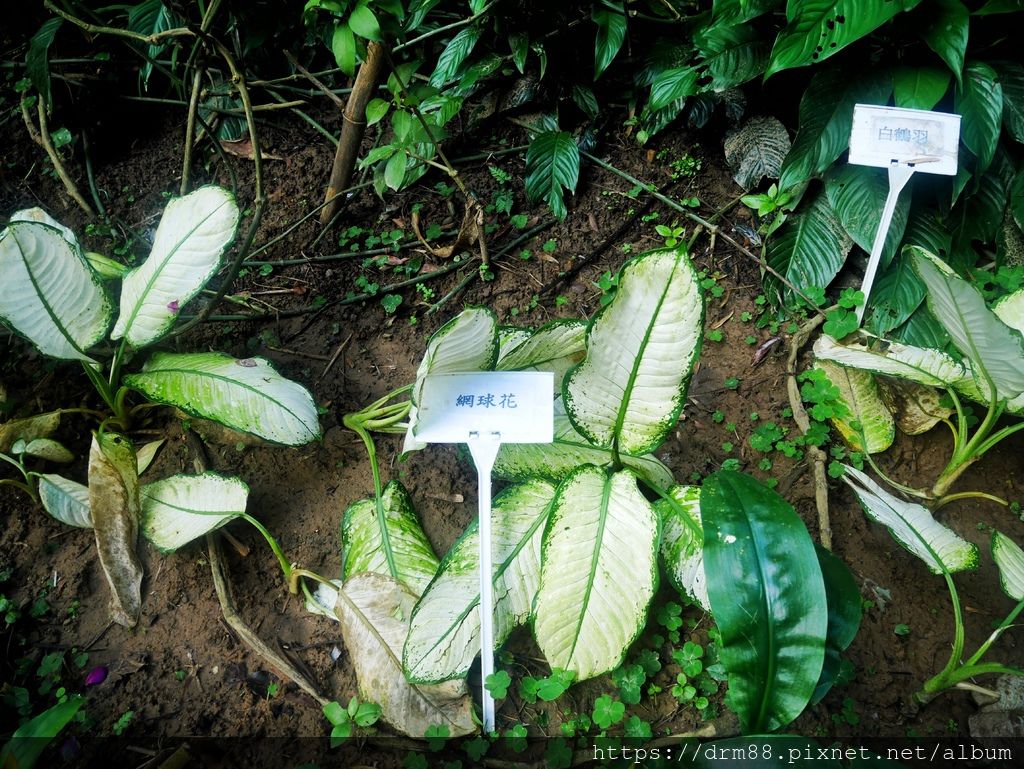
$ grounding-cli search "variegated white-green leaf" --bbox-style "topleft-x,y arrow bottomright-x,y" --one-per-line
564,247 -> 703,455
813,334 -> 968,388
123,352 -> 320,446
140,473 -> 248,553
403,479 -> 555,683
112,186 -> 239,348
494,397 -> 675,488
842,465 -> 978,575
10,207 -> 78,244
496,326 -> 533,362
0,222 -> 113,362
993,288 -> 1024,335
876,379 -> 952,436
0,411 -> 60,453
342,480 -> 439,596
992,530 -> 1024,601
814,360 -> 894,454
655,485 -> 709,611
534,466 -> 660,681
496,319 -> 586,391
332,572 -> 476,737
37,474 -> 91,528
135,439 -> 165,475
20,438 -> 73,463
406,307 -> 499,452
911,247 -> 1024,401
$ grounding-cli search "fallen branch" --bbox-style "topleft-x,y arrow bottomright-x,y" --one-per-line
22,97 -> 95,217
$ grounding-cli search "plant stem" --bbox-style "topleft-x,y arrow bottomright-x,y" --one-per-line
240,512 -> 292,582
933,490 -> 1009,510
918,570 -> 966,699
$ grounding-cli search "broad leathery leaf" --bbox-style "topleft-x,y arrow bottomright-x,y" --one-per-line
992,531 -> 1024,601
406,307 -> 499,452
864,256 -> 925,335
809,545 -> 862,706
813,332 -> 968,388
123,352 -> 321,446
429,26 -> 480,88
0,694 -> 83,769
814,361 -> 894,454
920,0 -> 968,82
0,222 -> 113,362
842,464 -> 978,574
38,474 -> 91,528
592,3 -> 626,80
893,302 -> 952,349
88,431 -> 143,628
403,479 -> 555,683
911,247 -> 1024,402
331,22 -> 356,76
893,66 -> 950,110
140,473 -> 248,553
694,22 -> 770,92
22,438 -> 73,462
112,186 -> 240,348
950,154 -> 1011,247
765,0 -> 920,78
0,411 -> 60,453
26,17 -> 62,108
955,62 -> 1003,174
876,378 -> 952,436
648,67 -> 699,111
701,470 -> 827,733
564,246 -> 702,455
992,60 -> 1024,144
766,190 -> 852,299
524,131 -> 580,221
496,319 -> 586,390
494,397 -> 675,488
348,3 -> 382,41
332,573 -> 475,737
534,467 -> 660,681
825,164 -> 910,268
342,480 -> 439,597
10,207 -> 77,244
12,210 -> 127,280
654,485 -> 709,611
127,0 -> 181,86
712,0 -> 782,23
723,116 -> 790,190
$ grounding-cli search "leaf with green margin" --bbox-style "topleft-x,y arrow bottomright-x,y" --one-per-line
124,352 -> 320,446
0,411 -> 60,454
403,479 -> 555,683
26,17 -> 62,109
955,62 -> 1003,175
140,473 -> 248,553
524,131 -> 580,221
765,0 -> 919,79
654,485 -> 708,611
813,333 -> 968,388
842,464 -> 978,574
0,222 -> 113,362
920,0 -> 968,82
992,60 -> 1024,144
563,246 -> 703,455
38,474 -> 91,528
992,530 -> 1024,601
701,470 -> 827,733
0,695 -> 83,769
825,165 -> 910,269
766,190 -> 852,300
496,319 -> 586,390
814,360 -> 894,454
975,0 -> 1024,13
893,66 -> 950,110
342,480 -> 439,597
994,288 -> 1024,334
534,467 -> 660,681
429,27 -> 480,88
809,545 -> 862,706
592,3 -> 626,80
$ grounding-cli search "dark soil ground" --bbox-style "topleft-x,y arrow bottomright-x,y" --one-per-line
3,79 -> 1024,769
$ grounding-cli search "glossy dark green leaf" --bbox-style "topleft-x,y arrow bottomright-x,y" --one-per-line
825,164 -> 910,268
992,60 -> 1024,143
766,189 -> 852,300
711,0 -> 783,24
949,157 -> 1010,250
525,131 -> 580,221
649,67 -> 699,111
348,3 -> 382,41
893,66 -> 950,110
695,21 -> 770,91
592,3 -> 626,80
955,61 -> 1003,174
331,22 -> 356,76
428,26 -> 480,88
891,303 -> 952,350
920,0 -> 968,82
26,17 -> 61,108
702,471 -> 827,733
809,545 -> 862,705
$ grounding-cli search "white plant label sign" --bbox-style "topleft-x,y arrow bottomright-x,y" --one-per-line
415,371 -> 553,731
848,104 -> 961,323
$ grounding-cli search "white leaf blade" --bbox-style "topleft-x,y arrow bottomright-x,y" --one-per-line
141,473 -> 248,553
655,485 -> 709,611
496,319 -> 586,391
135,439 -> 165,475
38,474 -> 92,528
813,334 -> 968,388
992,531 -> 1024,601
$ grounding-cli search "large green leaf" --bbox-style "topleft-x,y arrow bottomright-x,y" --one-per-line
950,157 -> 1010,248
0,221 -> 113,362
841,464 -> 978,573
893,65 -> 950,111
814,360 -> 894,453
342,480 -> 439,597
37,474 -> 91,528
0,695 -> 83,769
592,3 -> 626,80
533,467 -> 660,681
766,190 -> 852,298
524,131 -> 580,221
766,0 -> 919,78
701,470 -> 827,733
564,246 -> 702,455
712,0 -> 783,23
403,479 -> 555,683
920,0 -> 968,82
655,485 -> 708,611
825,165 -> 910,268
993,60 -> 1024,144
112,186 -> 239,348
809,545 -> 862,706
911,247 -> 1024,402
26,17 -> 61,109
955,61 -> 1003,175
648,67 -> 699,111
124,352 -> 321,446
428,26 -> 480,88
140,472 -> 248,553
992,530 -> 1024,601
723,116 -> 790,189
694,22 -> 770,92
494,397 -> 675,488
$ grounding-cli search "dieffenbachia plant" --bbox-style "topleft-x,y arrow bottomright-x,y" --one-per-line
815,246 -> 1024,502
0,187 -> 321,626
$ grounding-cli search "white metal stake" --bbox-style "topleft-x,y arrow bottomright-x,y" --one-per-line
467,430 -> 502,733
855,162 -> 916,326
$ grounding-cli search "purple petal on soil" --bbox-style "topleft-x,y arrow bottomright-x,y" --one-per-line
85,665 -> 108,686
167,300 -> 180,313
